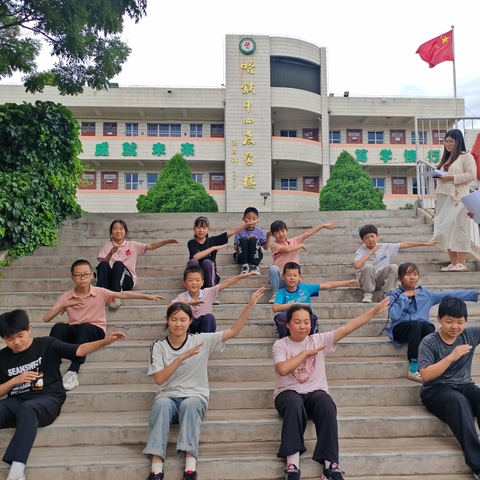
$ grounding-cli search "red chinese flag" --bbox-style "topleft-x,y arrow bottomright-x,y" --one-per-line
416,30 -> 454,68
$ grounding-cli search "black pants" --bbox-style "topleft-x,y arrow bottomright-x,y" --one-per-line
0,395 -> 63,464
49,323 -> 105,372
275,389 -> 338,465
233,237 -> 263,266
421,383 -> 480,474
392,321 -> 435,361
96,260 -> 133,292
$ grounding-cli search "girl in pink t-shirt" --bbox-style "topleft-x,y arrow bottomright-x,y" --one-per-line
272,299 -> 388,480
96,219 -> 178,306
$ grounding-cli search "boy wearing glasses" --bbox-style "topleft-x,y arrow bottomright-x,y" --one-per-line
44,259 -> 164,390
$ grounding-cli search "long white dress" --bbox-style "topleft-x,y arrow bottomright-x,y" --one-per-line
431,152 -> 476,252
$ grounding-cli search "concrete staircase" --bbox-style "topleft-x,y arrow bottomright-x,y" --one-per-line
1,210 -> 479,480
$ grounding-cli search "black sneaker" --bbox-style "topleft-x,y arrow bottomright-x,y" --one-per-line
183,471 -> 198,480
285,463 -> 301,480
323,462 -> 345,480
146,472 -> 164,480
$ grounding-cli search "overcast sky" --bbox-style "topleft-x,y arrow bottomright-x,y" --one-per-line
3,0 -> 480,120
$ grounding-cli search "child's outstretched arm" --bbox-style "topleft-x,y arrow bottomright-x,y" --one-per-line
399,240 -> 437,249
333,297 -> 389,344
226,217 -> 263,238
218,272 -> 254,292
301,222 -> 334,242
420,344 -> 472,382
113,291 -> 165,301
320,279 -> 358,290
146,238 -> 180,251
76,331 -> 126,357
191,243 -> 228,260
222,287 -> 265,341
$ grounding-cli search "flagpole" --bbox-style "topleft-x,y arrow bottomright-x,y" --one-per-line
451,25 -> 458,127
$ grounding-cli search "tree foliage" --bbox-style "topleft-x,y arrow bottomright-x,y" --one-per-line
137,154 -> 219,213
0,0 -> 147,95
0,101 -> 83,257
320,150 -> 386,211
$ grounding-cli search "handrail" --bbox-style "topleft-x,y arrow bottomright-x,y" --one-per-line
415,159 -> 437,213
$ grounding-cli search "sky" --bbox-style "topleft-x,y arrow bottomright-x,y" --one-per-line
3,0 -> 480,120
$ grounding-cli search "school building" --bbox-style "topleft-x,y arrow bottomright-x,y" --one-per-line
0,34 -> 463,213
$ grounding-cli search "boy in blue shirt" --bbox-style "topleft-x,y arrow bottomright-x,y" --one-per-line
419,296 -> 480,479
272,262 -> 357,338
233,207 -> 270,275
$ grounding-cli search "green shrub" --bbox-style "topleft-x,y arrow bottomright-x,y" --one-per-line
137,154 -> 218,213
0,101 -> 83,257
320,150 -> 386,211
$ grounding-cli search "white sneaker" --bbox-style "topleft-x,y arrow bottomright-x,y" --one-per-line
7,476 -> 25,480
440,264 -> 455,272
269,292 -> 277,304
407,371 -> 422,383
240,264 -> 250,274
362,293 -> 373,303
213,297 -> 220,305
63,371 -> 79,391
451,263 -> 468,272
108,298 -> 122,309
250,265 -> 261,275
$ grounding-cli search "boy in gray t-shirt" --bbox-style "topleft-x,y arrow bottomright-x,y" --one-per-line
418,296 -> 480,479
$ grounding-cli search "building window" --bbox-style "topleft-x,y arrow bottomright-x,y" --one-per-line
190,124 -> 203,138
125,173 -> 139,190
280,130 -> 297,138
412,178 -> 427,195
368,131 -> 384,144
81,122 -> 96,136
147,123 -> 181,137
147,173 -> 158,189
125,123 -> 138,137
211,124 -> 224,138
103,122 -> 117,136
411,131 -> 428,145
372,177 -> 385,193
280,178 -> 297,190
192,173 -> 203,184
329,131 -> 341,144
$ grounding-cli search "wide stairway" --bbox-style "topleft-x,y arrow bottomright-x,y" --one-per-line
1,210 -> 479,480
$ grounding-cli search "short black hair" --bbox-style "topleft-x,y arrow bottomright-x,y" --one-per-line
183,265 -> 204,281
71,259 -> 93,274
166,302 -> 193,320
285,304 -> 314,336
270,220 -> 288,234
283,262 -> 301,274
438,296 -> 468,320
0,310 -> 30,338
359,224 -> 378,239
243,207 -> 259,217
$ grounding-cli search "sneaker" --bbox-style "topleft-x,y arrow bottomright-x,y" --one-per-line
241,264 -> 250,274
7,476 -> 25,480
183,471 -> 198,480
323,462 -> 345,480
108,298 -> 122,310
285,463 -> 301,480
213,297 -> 220,305
269,292 -> 277,304
250,265 -> 261,275
362,293 -> 373,303
407,371 -> 422,383
146,472 -> 164,480
63,371 -> 79,391
440,263 -> 455,272
451,263 -> 469,272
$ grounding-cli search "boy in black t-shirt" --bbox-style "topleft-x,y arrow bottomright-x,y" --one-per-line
0,309 -> 125,480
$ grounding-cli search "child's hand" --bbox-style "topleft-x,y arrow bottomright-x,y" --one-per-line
189,300 -> 205,306
110,246 -> 119,255
104,332 -> 127,345
404,290 -> 418,297
216,244 -> 228,251
266,231 -> 272,238
372,296 -> 389,314
449,344 -> 472,361
424,241 -> 438,246
249,286 -> 266,306
167,238 -> 180,245
181,343 -> 204,360
467,212 -> 474,219
148,295 -> 165,301
305,345 -> 326,357
346,279 -> 358,287
65,300 -> 83,308
322,222 -> 335,230
245,217 -> 262,228
300,243 -> 307,252
371,245 -> 381,253
16,370 -> 39,385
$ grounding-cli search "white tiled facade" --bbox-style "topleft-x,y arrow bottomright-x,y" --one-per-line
0,35 -> 463,213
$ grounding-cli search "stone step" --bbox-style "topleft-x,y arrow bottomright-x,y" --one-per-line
0,406 -> 453,450
0,437 -> 471,480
